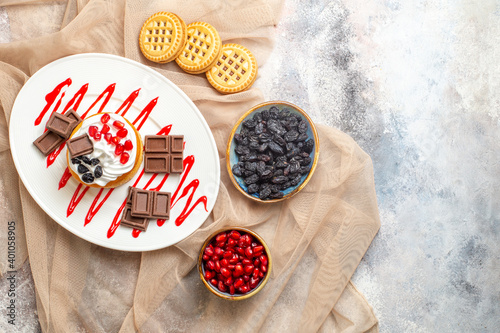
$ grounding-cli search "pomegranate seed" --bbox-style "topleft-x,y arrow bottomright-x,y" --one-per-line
101,124 -> 110,134
216,233 -> 227,243
115,144 -> 124,156
207,261 -> 215,271
234,278 -> 244,288
202,254 -> 210,261
239,285 -> 250,293
229,254 -> 239,265
261,263 -> 267,273
242,259 -> 252,266
253,268 -> 260,277
120,153 -> 130,164
229,285 -> 235,295
227,238 -> 237,247
245,247 -> 253,258
221,268 -> 231,278
214,260 -> 221,273
260,255 -> 268,266
220,259 -> 229,268
205,270 -> 214,280
88,126 -> 98,137
253,245 -> 264,253
254,259 -> 261,267
101,113 -> 110,123
234,264 -> 243,277
110,136 -> 120,145
211,255 -> 219,261
216,274 -> 223,281
225,276 -> 233,286
236,247 -> 245,256
210,278 -> 218,286
204,247 -> 214,257
250,276 -> 260,289
259,271 -> 264,278
214,247 -> 224,256
229,230 -> 241,240
218,281 -> 227,292
243,265 -> 254,275
227,265 -> 235,270
104,133 -> 112,143
117,128 -> 128,138
124,139 -> 133,150
113,120 -> 124,129
94,131 -> 102,141
223,250 -> 233,259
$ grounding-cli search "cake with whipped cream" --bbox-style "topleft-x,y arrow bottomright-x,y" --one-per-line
66,113 -> 143,188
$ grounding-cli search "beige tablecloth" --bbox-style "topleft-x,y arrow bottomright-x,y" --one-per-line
0,0 -> 380,331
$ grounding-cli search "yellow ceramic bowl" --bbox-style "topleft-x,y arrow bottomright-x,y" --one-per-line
226,101 -> 320,203
198,227 -> 272,300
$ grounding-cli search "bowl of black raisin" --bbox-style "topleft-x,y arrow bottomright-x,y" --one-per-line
227,101 -> 319,202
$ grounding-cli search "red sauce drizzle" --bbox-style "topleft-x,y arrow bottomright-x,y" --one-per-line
62,83 -> 89,113
67,184 -> 90,217
47,142 -> 66,168
80,83 -> 115,118
35,78 -> 71,126
59,167 -> 72,190
133,97 -> 158,130
84,188 -> 115,226
115,88 -> 140,116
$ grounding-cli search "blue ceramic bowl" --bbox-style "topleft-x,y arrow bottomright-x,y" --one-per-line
226,101 -> 319,203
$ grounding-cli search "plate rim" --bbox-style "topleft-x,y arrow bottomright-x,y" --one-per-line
9,53 -> 220,252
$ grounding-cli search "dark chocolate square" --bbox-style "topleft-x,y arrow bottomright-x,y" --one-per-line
65,109 -> 82,132
131,189 -> 153,218
33,131 -> 64,155
126,186 -> 134,204
151,191 -> 171,219
144,154 -> 170,173
145,135 -> 170,153
120,205 -> 149,231
67,134 -> 93,158
170,153 -> 183,173
46,112 -> 77,139
170,135 -> 184,153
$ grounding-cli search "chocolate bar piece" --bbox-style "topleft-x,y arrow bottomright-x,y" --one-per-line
145,135 -> 170,153
46,112 -> 77,139
131,189 -> 153,218
151,191 -> 171,219
170,135 -> 184,153
65,109 -> 82,132
144,154 -> 170,173
171,153 -> 183,173
126,186 -> 134,204
33,130 -> 64,155
120,205 -> 149,231
67,134 -> 93,158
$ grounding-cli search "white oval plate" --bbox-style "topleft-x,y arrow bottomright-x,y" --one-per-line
10,53 -> 220,252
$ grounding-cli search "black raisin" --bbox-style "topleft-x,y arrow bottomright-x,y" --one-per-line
274,135 -> 286,147
232,165 -> 244,177
259,187 -> 272,200
289,160 -> 301,174
77,164 -> 89,174
235,145 -> 250,155
81,156 -> 91,165
90,158 -> 100,166
261,110 -> 270,120
255,122 -> 265,134
243,119 -> 256,128
298,120 -> 308,133
81,173 -> 94,183
268,142 -> 284,155
303,139 -> 314,153
300,157 -> 312,166
71,158 -> 81,165
261,169 -> 273,180
247,184 -> 259,194
269,191 -> 284,199
284,130 -> 299,142
258,154 -> 271,163
296,133 -> 308,142
258,143 -> 268,152
244,174 -> 259,185
94,166 -> 103,178
245,162 -> 257,172
272,176 -> 288,184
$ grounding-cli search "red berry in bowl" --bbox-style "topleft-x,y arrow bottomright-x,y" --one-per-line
101,113 -> 110,123
200,229 -> 270,298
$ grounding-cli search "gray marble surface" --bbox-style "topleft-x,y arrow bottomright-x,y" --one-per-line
1,0 -> 500,332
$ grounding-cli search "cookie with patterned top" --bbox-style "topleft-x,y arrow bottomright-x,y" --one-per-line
206,43 -> 258,94
139,12 -> 187,64
175,22 -> 222,74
